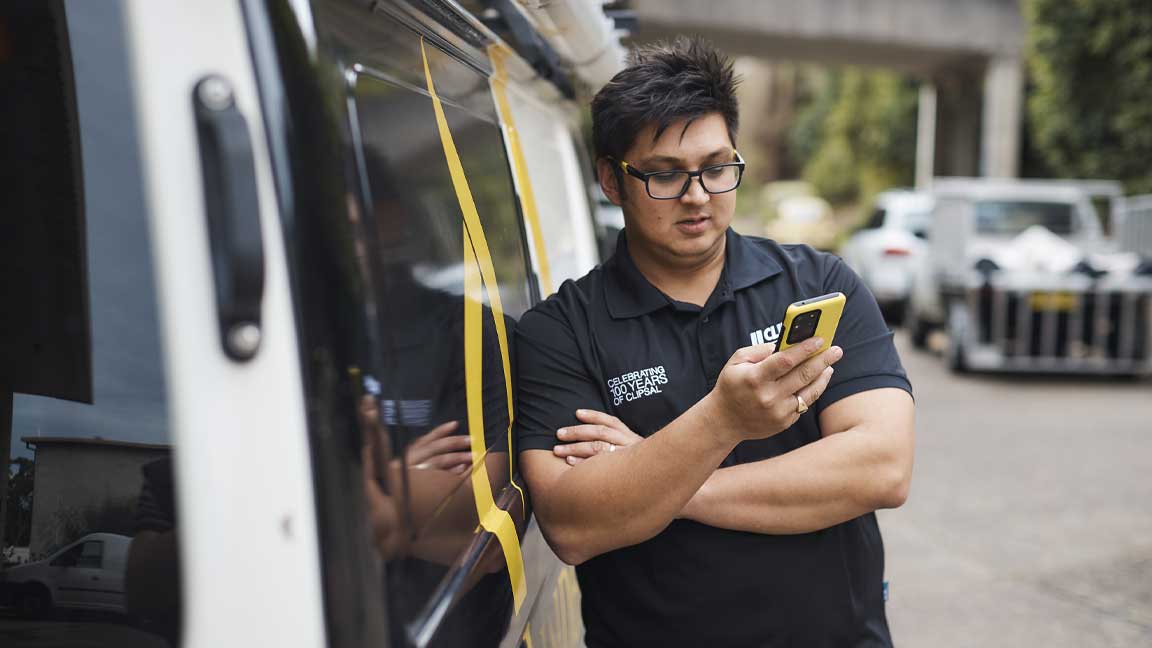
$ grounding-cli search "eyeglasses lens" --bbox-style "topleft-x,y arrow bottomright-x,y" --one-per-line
645,165 -> 742,199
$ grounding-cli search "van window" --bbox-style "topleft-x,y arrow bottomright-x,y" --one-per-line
78,541 -> 104,569
349,35 -> 532,647
51,543 -> 83,567
863,207 -> 887,230
291,4 -> 537,646
0,1 -> 180,646
974,200 -> 1077,236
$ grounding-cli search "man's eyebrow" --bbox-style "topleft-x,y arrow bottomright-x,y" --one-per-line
635,148 -> 734,168
634,154 -> 686,167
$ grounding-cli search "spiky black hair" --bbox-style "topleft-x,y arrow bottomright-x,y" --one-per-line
591,36 -> 741,165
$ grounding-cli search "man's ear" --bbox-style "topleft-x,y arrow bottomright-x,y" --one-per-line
596,158 -> 624,207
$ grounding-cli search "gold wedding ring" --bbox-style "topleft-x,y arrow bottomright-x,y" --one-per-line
795,394 -> 809,414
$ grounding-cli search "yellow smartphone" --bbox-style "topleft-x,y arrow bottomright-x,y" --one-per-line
777,292 -> 845,355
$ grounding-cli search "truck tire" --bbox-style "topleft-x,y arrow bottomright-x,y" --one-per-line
946,336 -> 969,373
909,314 -> 931,350
880,300 -> 908,326
946,302 -> 970,374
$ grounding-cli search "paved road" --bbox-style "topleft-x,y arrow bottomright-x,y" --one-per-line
882,332 -> 1152,647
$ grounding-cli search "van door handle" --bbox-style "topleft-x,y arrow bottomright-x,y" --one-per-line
193,76 -> 265,361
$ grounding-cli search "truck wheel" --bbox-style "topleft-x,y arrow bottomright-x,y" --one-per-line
947,336 -> 969,373
17,583 -> 53,618
881,300 -> 908,326
946,303 -> 970,374
909,314 -> 931,350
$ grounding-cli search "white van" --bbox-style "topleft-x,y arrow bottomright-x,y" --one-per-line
0,0 -> 618,646
0,533 -> 131,616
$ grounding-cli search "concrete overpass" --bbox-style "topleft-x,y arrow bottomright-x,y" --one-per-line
628,0 -> 1026,183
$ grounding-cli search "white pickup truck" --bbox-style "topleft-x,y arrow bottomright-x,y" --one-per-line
0,533 -> 130,616
907,179 -> 1152,375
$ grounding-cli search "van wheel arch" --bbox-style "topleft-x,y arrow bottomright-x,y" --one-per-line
17,582 -> 54,618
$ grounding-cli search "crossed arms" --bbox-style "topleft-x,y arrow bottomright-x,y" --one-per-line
520,338 -> 915,566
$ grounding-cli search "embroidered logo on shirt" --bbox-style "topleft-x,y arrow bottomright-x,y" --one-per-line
362,375 -> 433,426
748,321 -> 783,346
380,399 -> 432,426
607,365 -> 668,406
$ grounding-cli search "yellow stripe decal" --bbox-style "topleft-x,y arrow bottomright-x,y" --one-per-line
464,230 -> 526,611
487,43 -> 546,500
488,43 -> 554,296
420,39 -> 527,514
421,37 -> 526,612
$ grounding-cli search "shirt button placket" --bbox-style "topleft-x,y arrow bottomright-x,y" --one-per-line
697,315 -> 710,387
699,312 -> 721,389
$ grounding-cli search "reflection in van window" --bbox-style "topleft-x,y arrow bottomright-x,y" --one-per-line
0,2 -> 180,646
351,40 -> 532,644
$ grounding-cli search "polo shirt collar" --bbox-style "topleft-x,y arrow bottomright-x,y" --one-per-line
603,233 -> 670,319
603,228 -> 783,319
724,227 -> 784,290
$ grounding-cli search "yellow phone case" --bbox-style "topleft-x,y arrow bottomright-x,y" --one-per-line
777,292 -> 846,354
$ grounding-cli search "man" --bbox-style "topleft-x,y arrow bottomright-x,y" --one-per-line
514,38 -> 914,647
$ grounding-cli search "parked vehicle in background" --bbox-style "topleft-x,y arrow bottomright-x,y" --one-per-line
907,178 -> 1152,376
0,533 -> 131,616
755,181 -> 838,251
763,194 -> 840,251
840,189 -> 933,323
1115,193 -> 1152,257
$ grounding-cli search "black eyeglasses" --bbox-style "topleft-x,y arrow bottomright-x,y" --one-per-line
613,150 -> 746,200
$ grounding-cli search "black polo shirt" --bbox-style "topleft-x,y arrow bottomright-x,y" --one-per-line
514,228 -> 912,647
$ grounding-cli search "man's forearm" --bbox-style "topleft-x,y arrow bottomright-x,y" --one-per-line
531,396 -> 736,565
683,423 -> 913,534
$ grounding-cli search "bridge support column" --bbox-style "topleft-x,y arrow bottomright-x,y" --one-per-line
932,68 -> 982,179
980,56 -> 1023,178
915,82 -> 936,189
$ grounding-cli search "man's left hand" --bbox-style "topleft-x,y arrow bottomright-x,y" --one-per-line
553,409 -> 642,465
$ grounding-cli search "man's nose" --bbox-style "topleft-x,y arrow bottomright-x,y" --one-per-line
679,177 -> 710,205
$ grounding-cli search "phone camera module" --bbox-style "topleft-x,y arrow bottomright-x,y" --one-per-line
786,310 -> 822,345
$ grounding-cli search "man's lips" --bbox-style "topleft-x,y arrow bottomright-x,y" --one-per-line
675,214 -> 712,235
676,215 -> 711,224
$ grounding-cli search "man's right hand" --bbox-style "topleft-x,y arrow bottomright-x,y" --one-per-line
705,337 -> 843,443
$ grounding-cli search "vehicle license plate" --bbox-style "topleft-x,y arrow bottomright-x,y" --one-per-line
1029,292 -> 1077,311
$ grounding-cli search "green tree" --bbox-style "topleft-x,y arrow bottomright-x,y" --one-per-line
787,69 -> 840,170
1025,0 -> 1152,193
790,68 -> 918,206
4,457 -> 34,547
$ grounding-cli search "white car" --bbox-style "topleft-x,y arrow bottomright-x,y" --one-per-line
0,533 -> 130,616
840,190 -> 933,322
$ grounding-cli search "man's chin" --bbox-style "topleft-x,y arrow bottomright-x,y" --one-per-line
668,227 -> 725,257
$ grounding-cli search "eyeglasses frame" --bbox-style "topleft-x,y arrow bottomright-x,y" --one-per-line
612,149 -> 746,200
